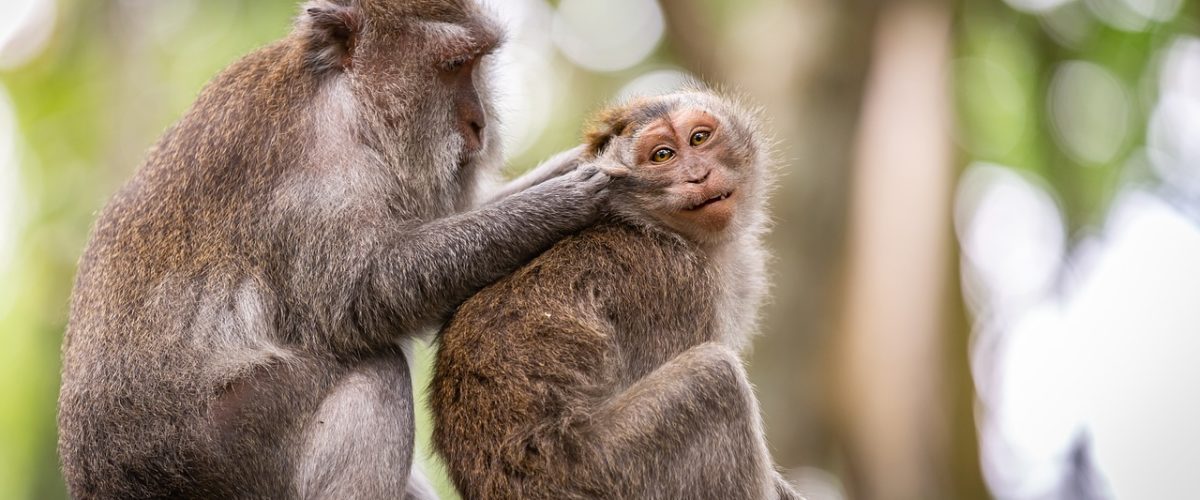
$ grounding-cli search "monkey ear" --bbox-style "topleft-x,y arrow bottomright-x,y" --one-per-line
300,1 -> 361,73
584,107 -> 634,157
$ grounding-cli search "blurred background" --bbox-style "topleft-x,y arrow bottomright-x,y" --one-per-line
1,0 -> 1198,498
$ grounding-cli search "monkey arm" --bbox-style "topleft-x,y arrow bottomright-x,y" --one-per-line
586,342 -> 785,499
358,165 -> 608,337
483,145 -> 587,204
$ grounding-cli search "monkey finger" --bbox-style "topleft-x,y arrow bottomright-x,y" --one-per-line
575,166 -> 614,195
596,161 -> 630,179
571,163 -> 602,181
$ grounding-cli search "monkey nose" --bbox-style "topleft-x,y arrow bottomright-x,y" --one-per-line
461,119 -> 484,154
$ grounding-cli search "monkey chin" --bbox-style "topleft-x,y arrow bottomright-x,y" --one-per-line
669,190 -> 737,241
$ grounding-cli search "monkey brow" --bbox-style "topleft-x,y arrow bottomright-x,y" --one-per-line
630,101 -> 676,130
414,20 -> 503,55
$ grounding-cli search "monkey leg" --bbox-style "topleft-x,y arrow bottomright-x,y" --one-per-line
587,342 -> 782,500
294,352 -> 422,500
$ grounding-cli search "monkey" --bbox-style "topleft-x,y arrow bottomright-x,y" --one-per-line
431,89 -> 801,500
56,1 -> 619,498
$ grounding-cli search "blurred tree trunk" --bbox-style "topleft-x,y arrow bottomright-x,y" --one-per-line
833,0 -> 986,499
835,0 -> 951,497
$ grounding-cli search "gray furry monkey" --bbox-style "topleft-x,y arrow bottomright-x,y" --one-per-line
56,1 -> 615,498
432,90 -> 800,500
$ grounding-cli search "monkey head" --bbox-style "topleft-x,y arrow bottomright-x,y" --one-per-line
585,91 -> 771,246
298,0 -> 505,208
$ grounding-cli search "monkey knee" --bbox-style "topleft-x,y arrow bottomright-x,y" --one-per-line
685,342 -> 745,381
295,357 -> 415,499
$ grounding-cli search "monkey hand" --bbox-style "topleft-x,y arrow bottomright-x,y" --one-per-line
532,147 -> 629,185
520,161 -> 616,223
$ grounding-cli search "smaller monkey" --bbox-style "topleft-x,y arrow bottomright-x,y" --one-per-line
432,90 -> 799,500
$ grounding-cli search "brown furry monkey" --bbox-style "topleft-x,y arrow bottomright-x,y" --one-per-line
57,1 -> 617,498
432,90 -> 799,500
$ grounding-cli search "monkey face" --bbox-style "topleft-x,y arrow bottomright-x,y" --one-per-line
591,92 -> 763,245
365,20 -> 500,163
304,0 -> 504,179
628,107 -> 742,237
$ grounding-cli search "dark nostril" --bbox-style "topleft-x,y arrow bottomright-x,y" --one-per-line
463,119 -> 485,152
688,171 -> 710,184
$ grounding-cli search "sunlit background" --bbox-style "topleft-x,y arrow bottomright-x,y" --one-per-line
1,0 -> 1198,499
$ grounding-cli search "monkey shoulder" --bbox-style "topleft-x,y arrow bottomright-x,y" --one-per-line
436,220 -> 696,388
439,219 -> 714,361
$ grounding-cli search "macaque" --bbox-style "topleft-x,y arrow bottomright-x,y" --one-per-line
57,1 -> 616,498
432,90 -> 799,500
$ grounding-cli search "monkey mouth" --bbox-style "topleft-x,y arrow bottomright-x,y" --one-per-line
685,190 -> 734,211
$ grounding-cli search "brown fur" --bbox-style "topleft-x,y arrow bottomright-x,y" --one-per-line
57,1 -> 613,498
432,90 -> 798,500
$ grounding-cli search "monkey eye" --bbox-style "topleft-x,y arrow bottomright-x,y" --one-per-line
652,147 -> 676,163
690,130 -> 711,146
442,55 -> 471,72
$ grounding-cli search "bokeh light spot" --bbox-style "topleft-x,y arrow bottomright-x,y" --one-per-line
1148,36 -> 1200,195
955,163 -> 1066,316
551,0 -> 664,73
615,68 -> 694,101
0,0 -> 56,70
0,87 -> 20,277
1048,60 -> 1131,166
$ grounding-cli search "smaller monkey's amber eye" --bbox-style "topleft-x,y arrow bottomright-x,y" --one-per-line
652,147 -> 676,163
690,130 -> 711,146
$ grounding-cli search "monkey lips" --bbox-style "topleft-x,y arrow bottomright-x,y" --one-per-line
686,190 -> 734,211
676,188 -> 736,232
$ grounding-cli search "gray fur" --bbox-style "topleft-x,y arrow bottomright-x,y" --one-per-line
57,1 -> 610,498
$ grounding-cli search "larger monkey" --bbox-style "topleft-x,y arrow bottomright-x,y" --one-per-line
432,90 -> 799,499
57,1 -> 613,498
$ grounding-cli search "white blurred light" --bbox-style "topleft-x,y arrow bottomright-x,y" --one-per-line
483,0 -> 561,159
1148,37 -> 1200,194
1002,0 -> 1074,14
493,44 -> 559,159
1083,0 -> 1178,31
1118,0 -> 1183,22
0,0 -> 56,69
1039,3 -> 1095,48
615,68 -> 693,101
789,467 -> 847,500
479,0 -> 555,54
978,304 -> 1085,499
0,88 -> 20,276
1048,61 -> 1131,166
1148,97 -> 1200,193
955,163 -> 1067,316
551,0 -> 664,72
1158,36 -> 1200,98
1066,191 -> 1200,500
